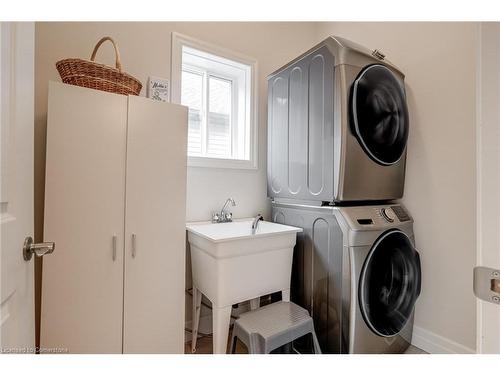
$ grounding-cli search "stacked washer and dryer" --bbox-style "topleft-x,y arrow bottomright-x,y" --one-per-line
267,37 -> 422,354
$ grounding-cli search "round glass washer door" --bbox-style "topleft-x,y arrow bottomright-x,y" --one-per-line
359,229 -> 421,337
351,64 -> 409,166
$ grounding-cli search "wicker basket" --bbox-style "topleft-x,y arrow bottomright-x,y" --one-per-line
56,36 -> 142,96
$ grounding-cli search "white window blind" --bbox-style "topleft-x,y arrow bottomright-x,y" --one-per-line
172,33 -> 257,169
180,45 -> 252,163
207,76 -> 232,157
181,70 -> 203,156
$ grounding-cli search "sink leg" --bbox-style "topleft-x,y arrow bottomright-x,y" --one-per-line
282,289 -> 290,302
212,305 -> 232,354
191,287 -> 202,353
249,297 -> 260,310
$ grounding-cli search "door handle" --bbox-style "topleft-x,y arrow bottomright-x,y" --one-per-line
112,235 -> 117,261
131,234 -> 136,258
23,236 -> 55,261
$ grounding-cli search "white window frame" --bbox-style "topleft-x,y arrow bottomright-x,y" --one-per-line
171,32 -> 258,170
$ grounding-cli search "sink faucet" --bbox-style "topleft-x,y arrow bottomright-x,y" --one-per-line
212,198 -> 236,223
252,214 -> 263,234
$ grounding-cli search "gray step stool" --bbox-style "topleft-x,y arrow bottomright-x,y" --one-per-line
230,301 -> 322,354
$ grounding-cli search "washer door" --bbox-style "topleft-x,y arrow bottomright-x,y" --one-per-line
359,230 -> 421,337
351,64 -> 409,166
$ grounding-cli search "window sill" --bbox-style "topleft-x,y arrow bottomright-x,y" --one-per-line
187,155 -> 257,170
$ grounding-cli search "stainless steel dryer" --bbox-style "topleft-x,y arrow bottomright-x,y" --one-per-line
267,36 -> 409,203
271,202 -> 421,354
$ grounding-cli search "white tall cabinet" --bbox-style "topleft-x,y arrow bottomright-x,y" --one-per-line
40,82 -> 188,353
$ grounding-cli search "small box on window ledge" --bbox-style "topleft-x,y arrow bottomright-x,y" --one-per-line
147,76 -> 170,102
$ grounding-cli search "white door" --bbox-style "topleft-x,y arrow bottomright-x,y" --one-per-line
476,22 -> 500,354
41,82 -> 127,353
123,96 -> 187,353
0,23 -> 36,353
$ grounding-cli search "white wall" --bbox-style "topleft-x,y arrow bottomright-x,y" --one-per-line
34,21 -> 319,341
35,22 -> 480,352
35,22 -> 318,228
315,22 -> 478,352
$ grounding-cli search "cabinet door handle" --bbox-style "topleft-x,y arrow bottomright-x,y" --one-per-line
112,234 -> 117,261
131,233 -> 136,258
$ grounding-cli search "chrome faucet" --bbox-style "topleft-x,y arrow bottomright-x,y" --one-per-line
252,214 -> 263,234
212,198 -> 236,223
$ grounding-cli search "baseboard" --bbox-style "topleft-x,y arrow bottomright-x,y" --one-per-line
411,325 -> 476,354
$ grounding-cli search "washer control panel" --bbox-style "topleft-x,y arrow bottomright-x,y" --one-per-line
377,206 -> 411,223
341,204 -> 412,229
380,207 -> 396,222
391,205 -> 411,222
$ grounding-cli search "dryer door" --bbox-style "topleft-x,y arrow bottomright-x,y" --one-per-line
359,229 -> 421,337
351,64 -> 409,166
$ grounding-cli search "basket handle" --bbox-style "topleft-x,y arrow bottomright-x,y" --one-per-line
90,36 -> 122,72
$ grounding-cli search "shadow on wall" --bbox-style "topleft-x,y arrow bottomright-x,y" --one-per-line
33,112 -> 48,349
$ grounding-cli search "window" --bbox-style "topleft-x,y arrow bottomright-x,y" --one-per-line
172,33 -> 257,169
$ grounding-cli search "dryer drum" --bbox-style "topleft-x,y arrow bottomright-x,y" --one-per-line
351,64 -> 409,166
359,229 -> 421,337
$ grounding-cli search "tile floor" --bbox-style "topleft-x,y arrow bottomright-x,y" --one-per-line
185,295 -> 428,355
185,333 -> 428,354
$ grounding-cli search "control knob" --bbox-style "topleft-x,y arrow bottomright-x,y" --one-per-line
381,207 -> 396,223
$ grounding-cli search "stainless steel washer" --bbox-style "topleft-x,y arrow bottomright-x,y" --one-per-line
271,202 -> 421,354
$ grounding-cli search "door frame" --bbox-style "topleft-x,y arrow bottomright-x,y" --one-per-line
475,20 -> 483,356
475,22 -> 500,354
0,21 -> 36,351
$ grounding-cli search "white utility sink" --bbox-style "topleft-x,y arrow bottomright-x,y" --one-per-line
186,219 -> 302,354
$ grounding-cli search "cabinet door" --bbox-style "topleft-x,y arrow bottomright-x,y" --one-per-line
41,82 -> 127,353
123,97 -> 188,353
